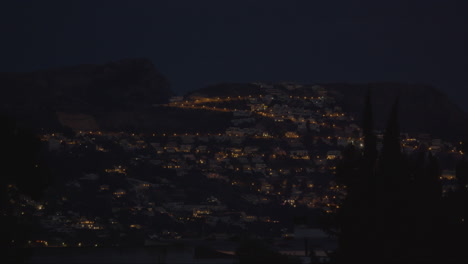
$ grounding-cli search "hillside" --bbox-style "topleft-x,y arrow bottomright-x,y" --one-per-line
186,83 -> 264,98
188,82 -> 468,141
0,58 -> 173,110
1,58 -> 467,140
325,83 -> 468,140
0,58 -> 174,132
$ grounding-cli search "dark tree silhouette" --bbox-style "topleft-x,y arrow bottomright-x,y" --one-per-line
0,113 -> 51,262
362,89 -> 377,166
376,98 -> 411,260
331,93 -> 465,263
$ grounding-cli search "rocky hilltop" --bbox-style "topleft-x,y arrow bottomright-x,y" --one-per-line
0,58 -> 172,110
0,58 -> 173,131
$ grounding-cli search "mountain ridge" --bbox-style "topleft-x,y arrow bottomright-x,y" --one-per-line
0,58 -> 466,141
0,58 -> 174,132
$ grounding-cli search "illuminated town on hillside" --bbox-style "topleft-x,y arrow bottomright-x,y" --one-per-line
2,2 -> 468,263
9,83 -> 463,261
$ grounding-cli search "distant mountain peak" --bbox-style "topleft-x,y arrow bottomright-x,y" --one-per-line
0,58 -> 174,132
0,58 -> 173,109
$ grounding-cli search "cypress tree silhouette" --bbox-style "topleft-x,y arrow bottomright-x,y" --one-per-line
334,91 -> 380,263
377,97 -> 413,261
362,89 -> 378,233
362,89 -> 377,166
380,97 -> 401,172
334,143 -> 361,263
360,89 -> 380,262
402,148 -> 443,261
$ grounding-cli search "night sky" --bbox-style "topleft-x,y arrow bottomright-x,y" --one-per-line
1,1 -> 467,109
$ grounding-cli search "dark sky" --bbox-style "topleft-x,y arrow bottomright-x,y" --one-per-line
1,1 -> 467,109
